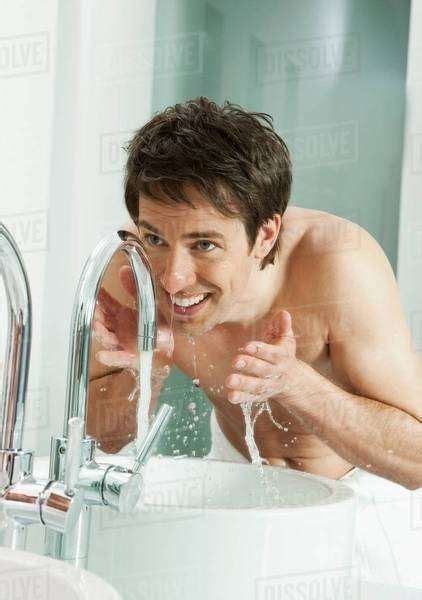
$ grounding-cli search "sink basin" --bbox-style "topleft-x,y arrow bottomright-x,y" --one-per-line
0,547 -> 121,599
29,455 -> 357,599
88,456 -> 357,600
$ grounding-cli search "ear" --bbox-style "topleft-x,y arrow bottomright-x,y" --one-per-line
253,214 -> 282,259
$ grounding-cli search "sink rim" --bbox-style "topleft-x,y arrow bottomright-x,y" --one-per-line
32,455 -> 356,513
137,456 -> 356,513
0,547 -> 121,599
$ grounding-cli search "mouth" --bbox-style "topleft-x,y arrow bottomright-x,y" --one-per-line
165,292 -> 212,316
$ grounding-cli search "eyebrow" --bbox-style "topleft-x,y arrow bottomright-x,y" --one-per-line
138,219 -> 225,240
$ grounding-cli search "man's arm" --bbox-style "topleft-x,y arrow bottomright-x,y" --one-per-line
282,224 -> 422,489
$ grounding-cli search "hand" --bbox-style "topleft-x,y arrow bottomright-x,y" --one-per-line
93,265 -> 173,377
224,310 -> 309,405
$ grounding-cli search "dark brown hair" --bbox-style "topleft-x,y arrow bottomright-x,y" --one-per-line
124,97 -> 292,269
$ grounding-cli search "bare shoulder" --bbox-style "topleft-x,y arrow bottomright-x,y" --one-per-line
285,207 -> 401,321
288,207 -> 390,281
297,210 -> 411,340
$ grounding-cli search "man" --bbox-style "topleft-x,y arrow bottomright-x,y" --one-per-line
90,96 -> 422,491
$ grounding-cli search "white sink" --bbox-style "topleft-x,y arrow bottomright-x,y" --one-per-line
30,455 -> 357,599
23,455 -> 422,599
0,547 -> 121,599
88,456 -> 358,600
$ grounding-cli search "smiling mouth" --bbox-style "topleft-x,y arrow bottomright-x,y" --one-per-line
165,292 -> 213,316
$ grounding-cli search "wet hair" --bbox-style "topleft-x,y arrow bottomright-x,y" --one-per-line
124,97 -> 292,269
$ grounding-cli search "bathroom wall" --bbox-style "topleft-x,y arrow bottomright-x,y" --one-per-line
0,0 -> 58,451
397,0 -> 422,353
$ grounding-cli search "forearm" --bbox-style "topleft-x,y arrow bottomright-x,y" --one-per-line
87,369 -> 139,453
87,365 -> 171,453
281,362 -> 422,489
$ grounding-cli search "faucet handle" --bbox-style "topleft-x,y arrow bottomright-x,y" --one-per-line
64,417 -> 84,496
98,403 -> 174,513
132,403 -> 173,473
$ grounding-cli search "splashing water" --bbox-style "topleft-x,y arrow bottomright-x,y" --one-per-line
264,401 -> 290,432
240,400 -> 262,466
135,349 -> 154,453
187,334 -> 199,385
240,399 -> 289,468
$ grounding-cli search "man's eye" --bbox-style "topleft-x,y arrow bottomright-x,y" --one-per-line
143,235 -> 216,252
144,234 -> 163,247
195,240 -> 216,252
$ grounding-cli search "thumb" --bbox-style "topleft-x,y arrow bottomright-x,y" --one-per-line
264,310 -> 295,345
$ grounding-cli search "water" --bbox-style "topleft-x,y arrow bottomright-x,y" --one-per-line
136,349 -> 153,452
187,334 -> 199,386
240,400 -> 269,466
134,294 -> 176,455
240,398 -> 288,463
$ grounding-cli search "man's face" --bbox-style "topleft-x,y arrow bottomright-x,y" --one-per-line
137,186 -> 260,337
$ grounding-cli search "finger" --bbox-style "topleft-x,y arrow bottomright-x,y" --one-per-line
239,341 -> 285,365
263,310 -> 297,348
230,353 -> 278,379
119,265 -> 137,299
97,287 -> 121,317
96,350 -> 138,369
94,303 -> 106,323
227,390 -> 262,404
93,320 -> 120,349
225,372 -> 277,399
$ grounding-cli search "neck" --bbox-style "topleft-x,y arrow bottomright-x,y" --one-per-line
218,254 -> 284,336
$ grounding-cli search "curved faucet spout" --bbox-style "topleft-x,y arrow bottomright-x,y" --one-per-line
0,223 -> 32,453
63,230 -> 156,437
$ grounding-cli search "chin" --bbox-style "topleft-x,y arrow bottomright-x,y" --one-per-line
175,319 -> 216,337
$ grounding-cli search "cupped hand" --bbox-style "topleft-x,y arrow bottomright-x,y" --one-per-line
93,265 -> 174,374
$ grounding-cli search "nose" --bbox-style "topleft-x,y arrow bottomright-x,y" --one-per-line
159,249 -> 196,295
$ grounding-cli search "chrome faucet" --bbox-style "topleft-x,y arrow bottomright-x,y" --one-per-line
0,228 -> 173,562
0,222 -> 33,548
0,223 -> 31,454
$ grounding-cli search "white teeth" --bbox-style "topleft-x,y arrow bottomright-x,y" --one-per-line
172,293 -> 207,307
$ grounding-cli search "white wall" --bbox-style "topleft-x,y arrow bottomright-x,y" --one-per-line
0,0 -> 58,450
397,0 -> 422,353
0,0 -> 157,454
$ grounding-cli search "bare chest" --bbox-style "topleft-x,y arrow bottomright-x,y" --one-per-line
172,308 -> 354,478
